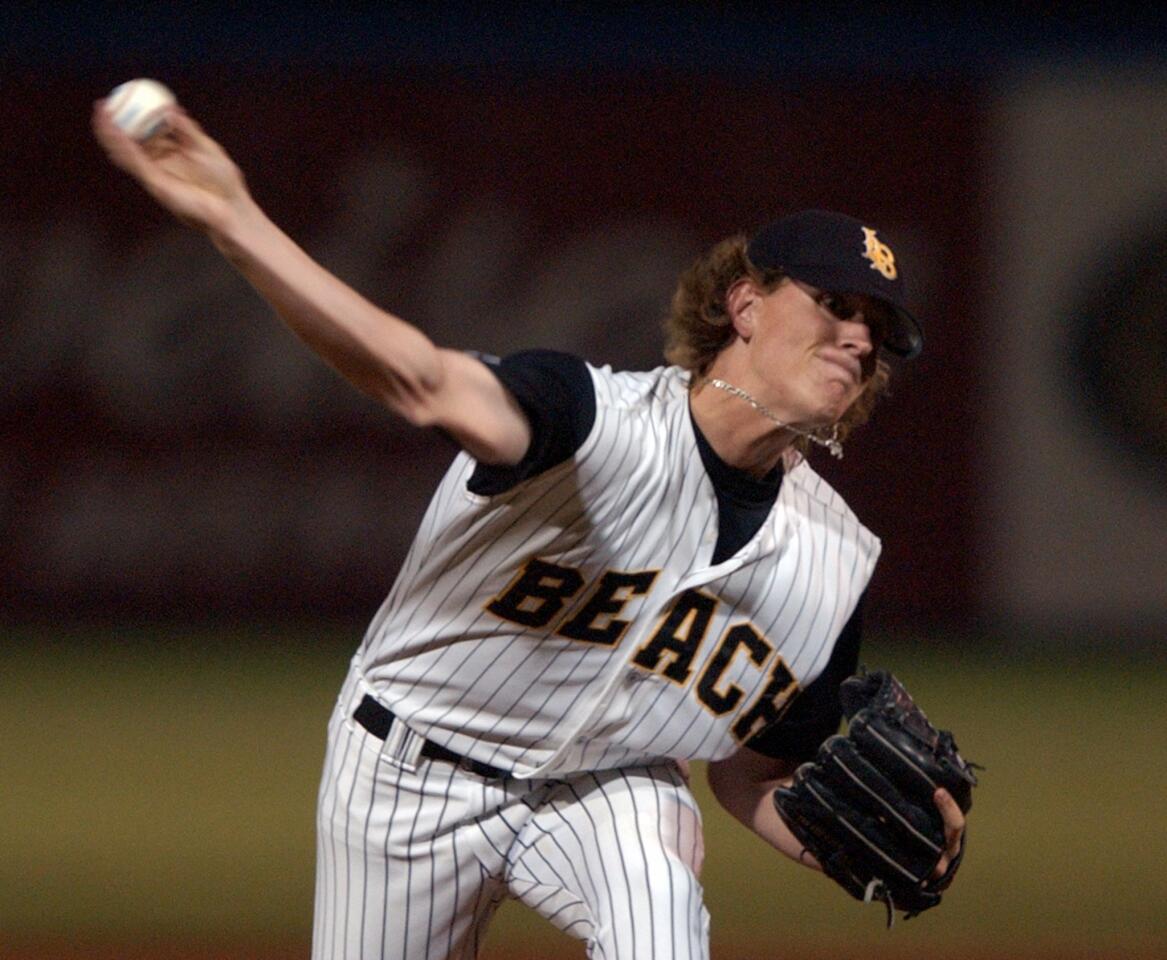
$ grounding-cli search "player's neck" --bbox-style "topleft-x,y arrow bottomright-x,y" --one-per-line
689,375 -> 797,479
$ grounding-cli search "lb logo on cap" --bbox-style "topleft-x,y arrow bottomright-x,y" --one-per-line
861,227 -> 897,280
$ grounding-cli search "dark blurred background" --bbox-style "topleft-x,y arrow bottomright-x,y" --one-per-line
4,5 -> 1166,640
2,5 -> 1166,957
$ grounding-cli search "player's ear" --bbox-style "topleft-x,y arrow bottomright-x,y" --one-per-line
726,279 -> 760,340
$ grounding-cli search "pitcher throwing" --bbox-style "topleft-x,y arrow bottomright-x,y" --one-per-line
93,88 -> 967,960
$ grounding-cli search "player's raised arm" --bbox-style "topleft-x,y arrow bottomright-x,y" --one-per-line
91,91 -> 531,466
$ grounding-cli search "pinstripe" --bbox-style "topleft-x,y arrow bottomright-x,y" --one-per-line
325,725 -> 357,960
523,803 -> 611,960
435,404 -> 647,750
658,766 -> 705,960
791,495 -> 846,675
378,755 -> 407,957
422,769 -> 458,960
361,390 -> 870,775
757,498 -> 806,640
340,733 -> 363,960
443,791 -> 463,960
548,785 -> 619,952
376,370 -> 674,649
384,465 -> 580,649
357,748 -> 384,960
473,507 -> 674,763
527,813 -> 604,915
465,860 -> 498,960
506,811 -> 601,928
769,489 -> 819,670
358,371 -> 732,773
600,552 -> 770,764
384,466 -> 593,669
313,714 -> 340,959
379,403 -> 633,709
619,770 -> 657,956
576,775 -> 639,957
390,393 -> 686,770
400,755 -> 438,960
650,771 -> 682,960
319,669 -> 711,959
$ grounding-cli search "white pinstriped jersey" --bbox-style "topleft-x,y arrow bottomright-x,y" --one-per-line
356,363 -> 880,778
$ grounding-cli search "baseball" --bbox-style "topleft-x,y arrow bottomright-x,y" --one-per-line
104,78 -> 176,141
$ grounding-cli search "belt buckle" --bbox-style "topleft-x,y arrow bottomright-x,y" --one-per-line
382,715 -> 425,773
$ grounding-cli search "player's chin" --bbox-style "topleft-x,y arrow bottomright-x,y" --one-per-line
808,388 -> 857,426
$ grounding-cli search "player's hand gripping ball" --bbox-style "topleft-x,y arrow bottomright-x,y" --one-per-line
103,78 -> 176,141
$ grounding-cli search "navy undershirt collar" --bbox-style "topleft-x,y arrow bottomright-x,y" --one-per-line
690,408 -> 783,563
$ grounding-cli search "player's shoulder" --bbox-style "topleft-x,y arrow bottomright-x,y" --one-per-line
585,362 -> 689,410
782,454 -> 869,528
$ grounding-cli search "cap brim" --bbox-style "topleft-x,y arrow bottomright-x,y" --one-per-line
883,306 -> 924,359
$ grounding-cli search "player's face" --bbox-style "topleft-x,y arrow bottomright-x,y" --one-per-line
747,279 -> 885,426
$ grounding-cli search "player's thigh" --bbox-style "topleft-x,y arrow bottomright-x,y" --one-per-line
510,764 -> 709,960
313,700 -> 509,960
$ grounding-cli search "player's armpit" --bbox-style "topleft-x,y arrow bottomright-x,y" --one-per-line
424,349 -> 533,465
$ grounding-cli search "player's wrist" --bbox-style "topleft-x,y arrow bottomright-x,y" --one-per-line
206,193 -> 273,262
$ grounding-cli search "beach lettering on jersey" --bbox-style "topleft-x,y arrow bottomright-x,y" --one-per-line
487,557 -> 800,743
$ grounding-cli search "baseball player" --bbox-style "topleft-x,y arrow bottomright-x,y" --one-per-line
93,101 -> 967,959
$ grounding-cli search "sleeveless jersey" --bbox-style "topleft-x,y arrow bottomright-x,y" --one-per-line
356,363 -> 880,778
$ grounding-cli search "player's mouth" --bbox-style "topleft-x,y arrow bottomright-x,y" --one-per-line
817,351 -> 862,385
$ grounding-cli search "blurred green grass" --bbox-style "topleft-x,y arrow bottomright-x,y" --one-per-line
2,624 -> 1164,957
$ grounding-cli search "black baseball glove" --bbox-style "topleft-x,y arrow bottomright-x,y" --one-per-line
772,670 -> 979,925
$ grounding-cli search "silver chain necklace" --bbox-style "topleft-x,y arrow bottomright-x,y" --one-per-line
704,377 -> 844,459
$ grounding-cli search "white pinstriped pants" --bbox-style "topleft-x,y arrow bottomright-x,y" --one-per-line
312,664 -> 709,960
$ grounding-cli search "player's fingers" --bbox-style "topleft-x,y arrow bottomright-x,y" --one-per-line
163,108 -> 204,144
92,100 -> 152,176
934,787 -> 965,855
164,109 -> 228,160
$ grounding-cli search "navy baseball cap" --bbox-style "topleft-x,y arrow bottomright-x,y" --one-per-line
746,210 -> 924,359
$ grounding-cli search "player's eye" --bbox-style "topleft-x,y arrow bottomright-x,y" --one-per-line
814,292 -> 858,321
864,310 -> 891,347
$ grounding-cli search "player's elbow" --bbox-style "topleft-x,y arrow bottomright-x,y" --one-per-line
707,751 -> 799,825
706,757 -> 749,822
364,360 -> 448,427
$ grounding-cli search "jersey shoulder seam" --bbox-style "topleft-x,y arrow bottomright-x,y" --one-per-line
585,363 -> 688,411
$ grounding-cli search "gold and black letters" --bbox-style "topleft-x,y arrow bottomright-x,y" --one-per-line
730,657 -> 798,742
488,559 -> 804,738
695,622 -> 772,715
631,590 -> 718,683
558,570 -> 659,645
486,558 -> 586,628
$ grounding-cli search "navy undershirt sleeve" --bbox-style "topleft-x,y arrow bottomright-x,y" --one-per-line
743,594 -> 866,762
467,349 -> 597,496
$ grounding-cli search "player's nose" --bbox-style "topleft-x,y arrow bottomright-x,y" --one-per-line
839,316 -> 874,358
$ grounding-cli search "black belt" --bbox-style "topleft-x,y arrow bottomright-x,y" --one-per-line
352,694 -> 510,780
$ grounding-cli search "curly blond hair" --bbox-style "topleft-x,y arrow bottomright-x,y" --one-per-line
663,235 -> 890,449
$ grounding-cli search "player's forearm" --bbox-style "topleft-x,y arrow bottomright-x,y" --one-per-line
207,198 -> 444,422
706,757 -> 821,870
